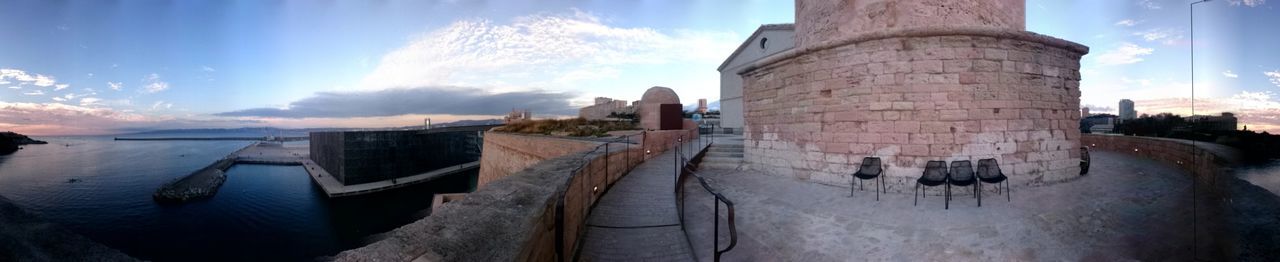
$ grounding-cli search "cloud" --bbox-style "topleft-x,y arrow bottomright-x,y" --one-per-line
1115,19 -> 1138,26
0,101 -> 263,136
142,73 -> 169,93
54,84 -> 69,91
1137,0 -> 1162,9
108,81 -> 122,91
52,97 -> 66,102
1228,0 -> 1267,7
201,66 -> 216,72
1094,42 -> 1154,65
357,9 -> 738,92
1134,92 -> 1280,133
7,86 -> 18,89
23,90 -> 45,96
1133,28 -> 1182,45
79,97 -> 102,107
1082,104 -> 1117,113
215,86 -> 576,118
150,101 -> 173,111
0,68 -> 63,88
1266,70 -> 1280,87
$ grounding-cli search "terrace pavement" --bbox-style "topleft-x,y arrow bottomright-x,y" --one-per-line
681,150 -> 1234,261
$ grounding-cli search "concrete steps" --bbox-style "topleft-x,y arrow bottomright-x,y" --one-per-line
700,137 -> 744,169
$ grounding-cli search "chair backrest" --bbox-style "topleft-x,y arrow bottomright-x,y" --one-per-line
860,157 -> 882,174
922,161 -> 947,181
949,160 -> 974,181
976,159 -> 1001,179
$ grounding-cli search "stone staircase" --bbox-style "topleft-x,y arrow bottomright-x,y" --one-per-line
700,135 -> 744,169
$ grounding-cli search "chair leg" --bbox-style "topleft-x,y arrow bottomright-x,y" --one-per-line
875,176 -> 880,201
1006,180 -> 1011,202
850,178 -> 855,197
977,183 -> 982,207
860,179 -> 864,191
945,183 -> 950,210
914,183 -> 919,206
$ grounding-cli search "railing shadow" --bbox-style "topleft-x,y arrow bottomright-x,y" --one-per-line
675,136 -> 737,262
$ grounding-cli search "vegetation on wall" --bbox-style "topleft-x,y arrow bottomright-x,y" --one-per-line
493,118 -> 639,137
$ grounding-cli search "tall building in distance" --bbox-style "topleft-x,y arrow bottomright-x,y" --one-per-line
697,98 -> 708,113
1119,99 -> 1136,121
1081,107 -> 1090,118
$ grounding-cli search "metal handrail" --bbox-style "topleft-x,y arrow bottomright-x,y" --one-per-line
555,134 -> 636,262
674,136 -> 738,262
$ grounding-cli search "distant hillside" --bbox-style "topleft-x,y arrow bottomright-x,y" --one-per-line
1,132 -> 47,155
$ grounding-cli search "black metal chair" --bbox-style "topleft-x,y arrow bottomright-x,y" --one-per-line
976,159 -> 1010,206
915,161 -> 949,208
849,157 -> 884,200
948,161 -> 977,208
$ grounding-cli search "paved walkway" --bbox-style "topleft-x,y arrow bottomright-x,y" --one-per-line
682,150 -> 1237,261
578,136 -> 711,261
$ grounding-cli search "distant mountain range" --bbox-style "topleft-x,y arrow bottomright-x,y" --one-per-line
683,100 -> 721,112
119,119 -> 505,137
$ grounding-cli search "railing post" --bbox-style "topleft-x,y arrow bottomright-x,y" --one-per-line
605,142 -> 610,185
714,200 -> 721,262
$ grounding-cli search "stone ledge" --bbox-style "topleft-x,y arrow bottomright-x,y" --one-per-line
738,26 -> 1090,75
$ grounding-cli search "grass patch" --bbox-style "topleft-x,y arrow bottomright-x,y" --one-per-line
494,118 -> 639,137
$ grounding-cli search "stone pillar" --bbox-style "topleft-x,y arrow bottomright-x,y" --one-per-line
740,0 -> 1088,190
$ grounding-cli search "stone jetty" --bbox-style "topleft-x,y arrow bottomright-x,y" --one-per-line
153,142 -> 302,203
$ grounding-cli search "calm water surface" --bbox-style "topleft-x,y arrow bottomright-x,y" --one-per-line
0,136 -> 473,261
1238,160 -> 1280,196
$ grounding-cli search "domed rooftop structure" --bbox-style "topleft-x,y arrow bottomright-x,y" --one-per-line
638,86 -> 682,131
639,86 -> 680,105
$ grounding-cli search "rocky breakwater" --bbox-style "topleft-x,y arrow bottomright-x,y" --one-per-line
0,131 -> 47,155
153,157 -> 235,203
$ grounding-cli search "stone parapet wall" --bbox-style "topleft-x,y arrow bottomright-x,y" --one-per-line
477,132 -> 600,189
740,28 -> 1088,191
336,127 -> 701,261
1081,134 -> 1240,194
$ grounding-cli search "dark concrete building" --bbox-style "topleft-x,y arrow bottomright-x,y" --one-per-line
310,129 -> 483,185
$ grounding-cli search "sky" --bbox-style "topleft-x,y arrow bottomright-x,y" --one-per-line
0,0 -> 1277,135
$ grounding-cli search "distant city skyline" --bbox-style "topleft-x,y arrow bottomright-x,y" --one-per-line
2,0 -> 1279,135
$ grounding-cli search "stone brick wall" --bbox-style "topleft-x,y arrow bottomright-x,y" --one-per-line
740,29 -> 1088,191
1081,134 -> 1239,195
795,0 -> 1025,49
477,132 -> 600,189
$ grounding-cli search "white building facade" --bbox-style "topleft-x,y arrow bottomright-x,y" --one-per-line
717,24 -> 795,134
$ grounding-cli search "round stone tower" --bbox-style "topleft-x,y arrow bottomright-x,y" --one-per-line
739,0 -> 1089,189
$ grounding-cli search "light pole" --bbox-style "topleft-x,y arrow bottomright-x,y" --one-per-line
1189,0 -> 1211,260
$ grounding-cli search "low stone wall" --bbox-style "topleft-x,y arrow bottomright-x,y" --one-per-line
334,128 -> 698,261
641,121 -> 700,160
1081,134 -> 1240,194
477,132 -> 600,189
